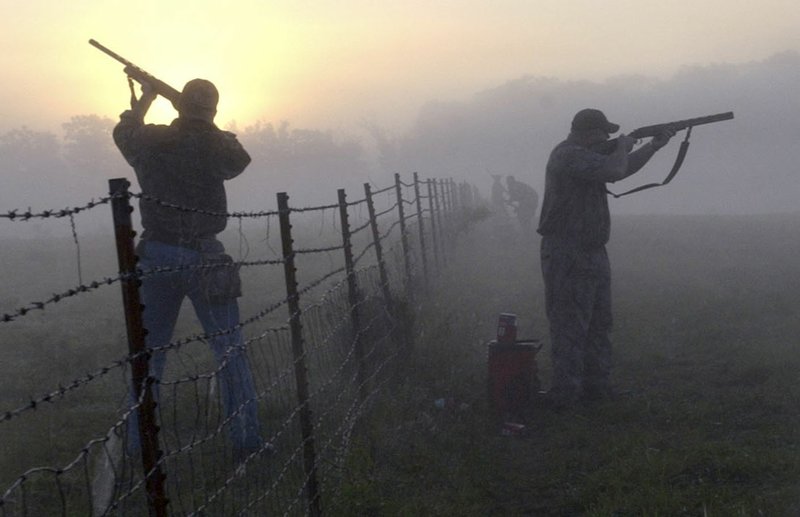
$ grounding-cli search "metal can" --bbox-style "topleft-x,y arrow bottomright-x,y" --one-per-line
496,313 -> 517,344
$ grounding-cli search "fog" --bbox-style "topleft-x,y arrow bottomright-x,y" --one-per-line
2,40 -> 799,514
372,50 -> 800,216
1,50 -> 799,232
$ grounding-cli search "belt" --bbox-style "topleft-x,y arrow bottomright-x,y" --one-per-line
142,231 -> 220,252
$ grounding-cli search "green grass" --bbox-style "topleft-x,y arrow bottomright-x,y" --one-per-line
3,212 -> 800,514
331,212 -> 800,516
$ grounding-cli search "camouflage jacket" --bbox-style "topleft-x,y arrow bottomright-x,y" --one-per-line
113,112 -> 251,247
537,138 -> 611,249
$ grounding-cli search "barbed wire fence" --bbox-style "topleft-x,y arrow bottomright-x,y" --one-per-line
0,172 -> 486,516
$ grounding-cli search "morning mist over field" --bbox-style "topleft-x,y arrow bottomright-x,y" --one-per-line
1,50 -> 799,223
1,1 -> 799,223
2,2 -> 800,513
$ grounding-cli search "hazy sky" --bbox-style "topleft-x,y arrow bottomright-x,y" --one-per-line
1,0 -> 798,134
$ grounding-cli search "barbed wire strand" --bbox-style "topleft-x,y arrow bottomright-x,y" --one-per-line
0,174 -> 479,515
1,274 -> 124,324
68,213 -> 83,285
0,197 -> 111,221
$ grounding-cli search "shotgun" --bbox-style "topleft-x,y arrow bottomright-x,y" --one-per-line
594,111 -> 734,154
89,39 -> 181,109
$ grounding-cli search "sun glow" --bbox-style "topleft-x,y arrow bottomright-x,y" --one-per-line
2,3 -> 312,133
80,27 -> 298,129
0,0 -> 798,136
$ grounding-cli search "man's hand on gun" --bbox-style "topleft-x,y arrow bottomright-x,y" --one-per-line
129,78 -> 158,117
616,134 -> 637,153
617,125 -> 676,153
651,125 -> 677,151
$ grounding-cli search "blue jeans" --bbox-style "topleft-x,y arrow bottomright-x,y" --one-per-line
126,239 -> 262,454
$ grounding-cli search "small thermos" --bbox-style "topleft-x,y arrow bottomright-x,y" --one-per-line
496,312 -> 518,344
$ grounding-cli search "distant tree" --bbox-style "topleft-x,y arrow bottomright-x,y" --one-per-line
61,115 -> 129,179
239,121 -> 292,164
363,122 -> 400,174
373,51 -> 800,214
232,120 -> 371,207
0,127 -> 66,208
0,127 -> 61,173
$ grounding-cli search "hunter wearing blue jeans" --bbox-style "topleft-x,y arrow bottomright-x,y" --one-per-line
113,78 -> 262,458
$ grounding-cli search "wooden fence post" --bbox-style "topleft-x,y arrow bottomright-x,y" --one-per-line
108,178 -> 168,517
276,192 -> 322,517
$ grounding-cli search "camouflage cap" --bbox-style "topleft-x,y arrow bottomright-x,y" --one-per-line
571,108 -> 620,134
178,79 -> 219,116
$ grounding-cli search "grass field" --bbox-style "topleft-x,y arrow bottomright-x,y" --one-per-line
0,201 -> 428,513
2,209 -> 799,515
334,211 -> 800,516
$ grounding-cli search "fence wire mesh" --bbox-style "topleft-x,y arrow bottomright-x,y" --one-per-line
0,173 -> 485,516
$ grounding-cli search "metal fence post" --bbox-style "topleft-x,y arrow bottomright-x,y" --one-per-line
337,188 -> 367,404
276,192 -> 322,517
432,179 -> 447,265
108,178 -> 168,517
449,179 -> 457,232
412,173 -> 428,284
447,179 -> 457,232
441,179 -> 451,245
448,178 -> 459,234
393,173 -> 412,294
446,179 -> 453,208
363,183 -> 394,309
444,179 -> 454,245
426,179 -> 440,270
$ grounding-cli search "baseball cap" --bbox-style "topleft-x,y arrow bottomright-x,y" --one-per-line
178,79 -> 219,115
571,109 -> 620,133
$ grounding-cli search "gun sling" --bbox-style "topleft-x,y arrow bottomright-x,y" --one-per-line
606,127 -> 693,198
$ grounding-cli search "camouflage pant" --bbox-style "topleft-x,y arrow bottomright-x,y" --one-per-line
540,237 -> 613,402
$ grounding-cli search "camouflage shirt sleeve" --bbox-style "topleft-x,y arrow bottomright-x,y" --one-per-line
112,110 -> 146,167
555,143 -> 616,183
211,130 -> 251,180
112,110 -> 172,168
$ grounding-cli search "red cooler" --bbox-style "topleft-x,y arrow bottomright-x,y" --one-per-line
488,339 -> 542,421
